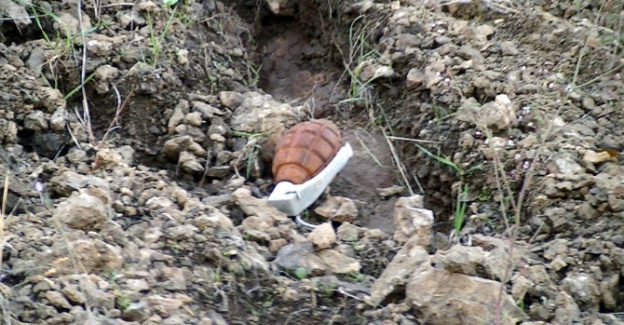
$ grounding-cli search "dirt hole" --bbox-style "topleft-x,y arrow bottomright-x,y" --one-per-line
232,1 -> 458,233
237,1 -> 347,118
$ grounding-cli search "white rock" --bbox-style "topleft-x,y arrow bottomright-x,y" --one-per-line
307,223 -> 336,249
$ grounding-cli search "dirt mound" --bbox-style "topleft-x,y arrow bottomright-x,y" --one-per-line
0,0 -> 623,324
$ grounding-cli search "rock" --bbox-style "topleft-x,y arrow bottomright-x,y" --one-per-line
174,124 -> 206,142
76,275 -> 115,309
392,195 -> 434,245
200,311 -> 229,325
202,194 -> 231,208
358,0 -> 374,13
231,187 -> 287,222
62,285 -> 86,304
191,209 -> 234,230
472,235 -> 527,281
473,24 -> 495,42
554,153 -> 584,175
218,91 -> 243,109
47,169 -> 89,196
122,300 -> 151,322
210,133 -> 226,142
265,0 -> 296,15
45,290 -> 73,309
456,95 -> 517,132
55,190 -> 111,231
145,196 -> 182,221
336,223 -> 361,242
116,10 -> 146,29
582,150 -> 612,164
243,229 -> 271,243
406,269 -> 528,325
581,96 -> 596,111
52,239 -> 123,274
458,45 -> 485,62
215,150 -> 233,166
269,238 -> 287,252
166,224 -> 199,240
160,267 -> 187,291
1,0 -> 31,28
241,215 -> 274,232
406,68 -> 426,88
148,295 -> 189,318
273,242 -> 326,276
500,41 -> 519,55
24,110 -> 48,131
178,151 -> 204,174
126,279 -> 150,292
205,166 -> 230,178
482,245 -> 516,282
55,11 -> 92,38
376,185 -> 405,197
168,100 -> 188,133
50,107 -> 67,131
192,101 -> 226,119
208,117 -> 230,137
230,92 -> 299,134
314,196 -> 358,223
599,273 -> 618,310
472,75 -> 491,91
366,235 -> 431,307
561,273 -> 600,311
93,148 -> 126,170
316,249 -> 361,274
85,38 -> 113,57
0,119 -> 18,145
162,136 -> 206,161
238,244 -> 270,271
553,291 -> 580,324
94,64 -> 120,81
39,87 -> 67,112
65,148 -> 87,164
511,274 -> 533,302
358,61 -> 395,82
183,111 -> 203,127
607,194 -> 624,212
550,257 -> 568,271
307,223 -> 336,249
282,288 -> 300,303
32,132 -> 66,158
432,245 -> 485,276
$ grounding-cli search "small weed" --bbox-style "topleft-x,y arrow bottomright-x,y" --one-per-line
322,282 -> 339,297
262,294 -> 274,308
28,2 -> 111,92
349,272 -> 365,283
518,298 -> 525,310
335,15 -> 384,108
478,186 -> 492,201
232,131 -> 271,179
294,267 -> 308,280
115,291 -> 131,311
414,143 -> 482,239
222,249 -> 237,258
145,1 -> 180,67
244,62 -> 263,87
454,183 -> 469,237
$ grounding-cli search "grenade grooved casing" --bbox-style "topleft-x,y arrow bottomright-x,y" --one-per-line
272,119 -> 343,185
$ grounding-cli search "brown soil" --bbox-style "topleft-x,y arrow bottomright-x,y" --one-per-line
0,0 -> 623,323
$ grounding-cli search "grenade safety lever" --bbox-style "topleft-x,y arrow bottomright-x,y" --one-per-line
267,142 -> 353,216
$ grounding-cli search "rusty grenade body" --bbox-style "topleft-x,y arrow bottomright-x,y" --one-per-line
272,119 -> 343,185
